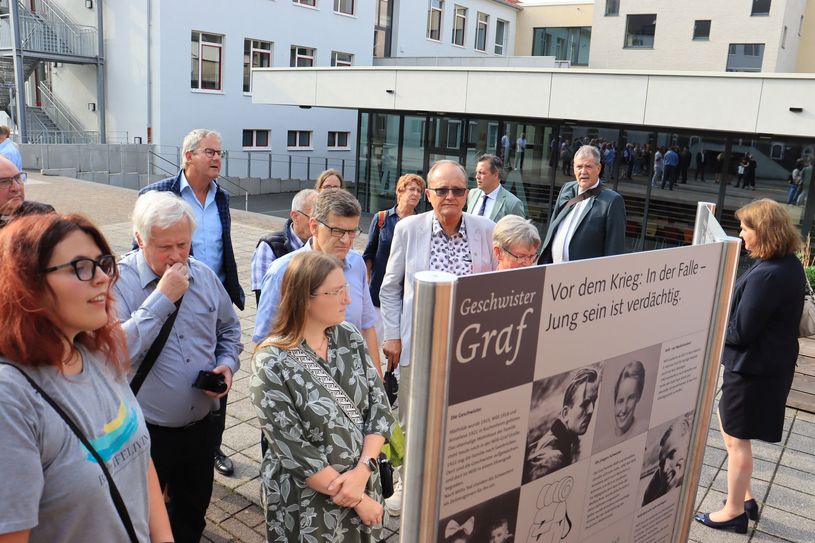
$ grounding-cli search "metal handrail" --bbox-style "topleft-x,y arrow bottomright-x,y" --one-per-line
15,0 -> 97,57
148,150 -> 249,211
37,81 -> 85,134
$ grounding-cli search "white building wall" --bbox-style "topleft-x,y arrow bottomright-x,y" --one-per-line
774,0 -> 808,72
588,0 -> 807,72
391,0 -> 518,57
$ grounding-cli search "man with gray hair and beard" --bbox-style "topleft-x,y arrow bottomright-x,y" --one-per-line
538,145 -> 626,264
114,190 -> 242,543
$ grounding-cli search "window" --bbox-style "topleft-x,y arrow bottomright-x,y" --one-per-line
624,14 -> 657,48
243,39 -> 272,93
331,51 -> 353,66
294,0 -> 316,6
495,19 -> 508,55
327,131 -> 350,149
290,46 -> 315,67
726,43 -> 765,72
242,129 -> 270,149
191,31 -> 223,91
605,0 -> 619,16
334,0 -> 354,15
374,0 -> 393,57
532,27 -> 591,66
427,0 -> 443,41
452,5 -> 467,47
475,12 -> 489,51
693,20 -> 711,40
781,25 -> 788,49
287,130 -> 312,149
751,0 -> 771,16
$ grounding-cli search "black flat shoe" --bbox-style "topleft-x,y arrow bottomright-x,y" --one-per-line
214,451 -> 234,476
694,512 -> 748,534
721,498 -> 759,521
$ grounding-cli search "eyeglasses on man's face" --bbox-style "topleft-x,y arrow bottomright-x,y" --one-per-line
312,283 -> 350,298
195,148 -> 223,158
428,187 -> 467,198
0,173 -> 27,190
44,255 -> 117,281
294,209 -> 311,220
315,218 -> 361,239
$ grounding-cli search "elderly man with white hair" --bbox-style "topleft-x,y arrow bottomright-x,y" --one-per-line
113,190 -> 242,543
538,145 -> 626,264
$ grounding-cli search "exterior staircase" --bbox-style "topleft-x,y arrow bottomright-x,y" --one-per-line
0,0 -> 98,141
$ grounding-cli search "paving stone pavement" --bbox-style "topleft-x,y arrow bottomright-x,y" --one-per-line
24,174 -> 815,543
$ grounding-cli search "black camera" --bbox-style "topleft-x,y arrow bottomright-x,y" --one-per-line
192,370 -> 227,393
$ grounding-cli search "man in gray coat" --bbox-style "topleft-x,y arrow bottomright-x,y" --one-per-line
538,145 -> 626,264
467,154 -> 526,221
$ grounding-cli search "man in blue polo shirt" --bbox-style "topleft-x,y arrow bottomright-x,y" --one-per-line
662,146 -> 680,191
253,189 -> 382,374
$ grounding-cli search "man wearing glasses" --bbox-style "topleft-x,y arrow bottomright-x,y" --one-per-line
0,156 -> 53,228
250,188 -> 317,305
252,189 -> 382,373
378,160 -> 496,515
138,128 -> 244,477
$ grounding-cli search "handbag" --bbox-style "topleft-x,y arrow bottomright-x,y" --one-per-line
288,346 -> 396,498
383,370 -> 398,407
800,280 -> 815,337
0,361 -> 140,543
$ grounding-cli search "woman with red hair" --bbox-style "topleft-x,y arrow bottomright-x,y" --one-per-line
0,214 -> 172,543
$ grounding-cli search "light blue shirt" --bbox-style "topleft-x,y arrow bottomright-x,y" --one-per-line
0,139 -> 22,171
252,241 -> 378,343
113,251 -> 243,427
179,172 -> 224,283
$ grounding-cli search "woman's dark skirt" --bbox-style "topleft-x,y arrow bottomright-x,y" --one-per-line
719,367 -> 794,443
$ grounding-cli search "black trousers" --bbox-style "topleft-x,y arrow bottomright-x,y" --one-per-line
147,415 -> 218,543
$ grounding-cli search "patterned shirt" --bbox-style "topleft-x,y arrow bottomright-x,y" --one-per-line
429,215 -> 473,276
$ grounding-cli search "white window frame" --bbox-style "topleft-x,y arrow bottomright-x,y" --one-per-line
291,45 -> 316,67
331,51 -> 354,67
242,129 -> 271,150
243,39 -> 272,94
191,31 -> 223,92
475,12 -> 489,52
293,0 -> 317,7
427,0 -> 444,41
452,5 -> 467,47
287,130 -> 313,150
333,0 -> 354,15
494,19 -> 508,55
327,131 -> 351,150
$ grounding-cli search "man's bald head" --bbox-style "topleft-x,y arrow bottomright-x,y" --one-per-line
0,155 -> 23,215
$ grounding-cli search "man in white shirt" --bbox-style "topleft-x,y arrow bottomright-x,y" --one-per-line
466,154 -> 525,222
538,145 -> 626,264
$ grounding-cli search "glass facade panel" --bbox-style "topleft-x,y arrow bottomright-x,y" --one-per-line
358,112 -> 401,213
531,27 -> 590,66
726,43 -> 765,72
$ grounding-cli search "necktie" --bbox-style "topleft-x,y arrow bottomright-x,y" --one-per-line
478,194 -> 489,216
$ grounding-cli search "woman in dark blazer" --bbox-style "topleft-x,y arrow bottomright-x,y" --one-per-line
695,199 -> 805,534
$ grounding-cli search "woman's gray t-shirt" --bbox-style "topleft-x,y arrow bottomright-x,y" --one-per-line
0,347 -> 151,542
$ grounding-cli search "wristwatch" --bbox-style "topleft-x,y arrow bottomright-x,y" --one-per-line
358,455 -> 377,473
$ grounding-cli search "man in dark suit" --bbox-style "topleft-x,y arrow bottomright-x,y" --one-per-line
538,145 -> 626,264
138,128 -> 244,477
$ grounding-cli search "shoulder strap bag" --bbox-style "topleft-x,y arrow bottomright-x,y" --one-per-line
287,345 -> 396,498
130,297 -> 183,395
0,362 -> 140,543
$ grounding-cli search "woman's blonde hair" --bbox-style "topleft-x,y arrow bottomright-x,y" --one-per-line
260,251 -> 343,350
735,198 -> 801,259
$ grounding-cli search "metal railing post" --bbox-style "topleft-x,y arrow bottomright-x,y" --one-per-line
341,159 -> 346,178
268,152 -> 272,179
288,155 -> 292,180
247,151 -> 251,177
307,156 -> 311,180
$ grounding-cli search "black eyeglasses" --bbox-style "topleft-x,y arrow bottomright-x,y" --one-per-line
44,255 -> 117,281
428,187 -> 467,198
0,173 -> 27,190
315,218 -> 361,239
502,247 -> 538,263
196,148 -> 223,158
294,210 -> 311,219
